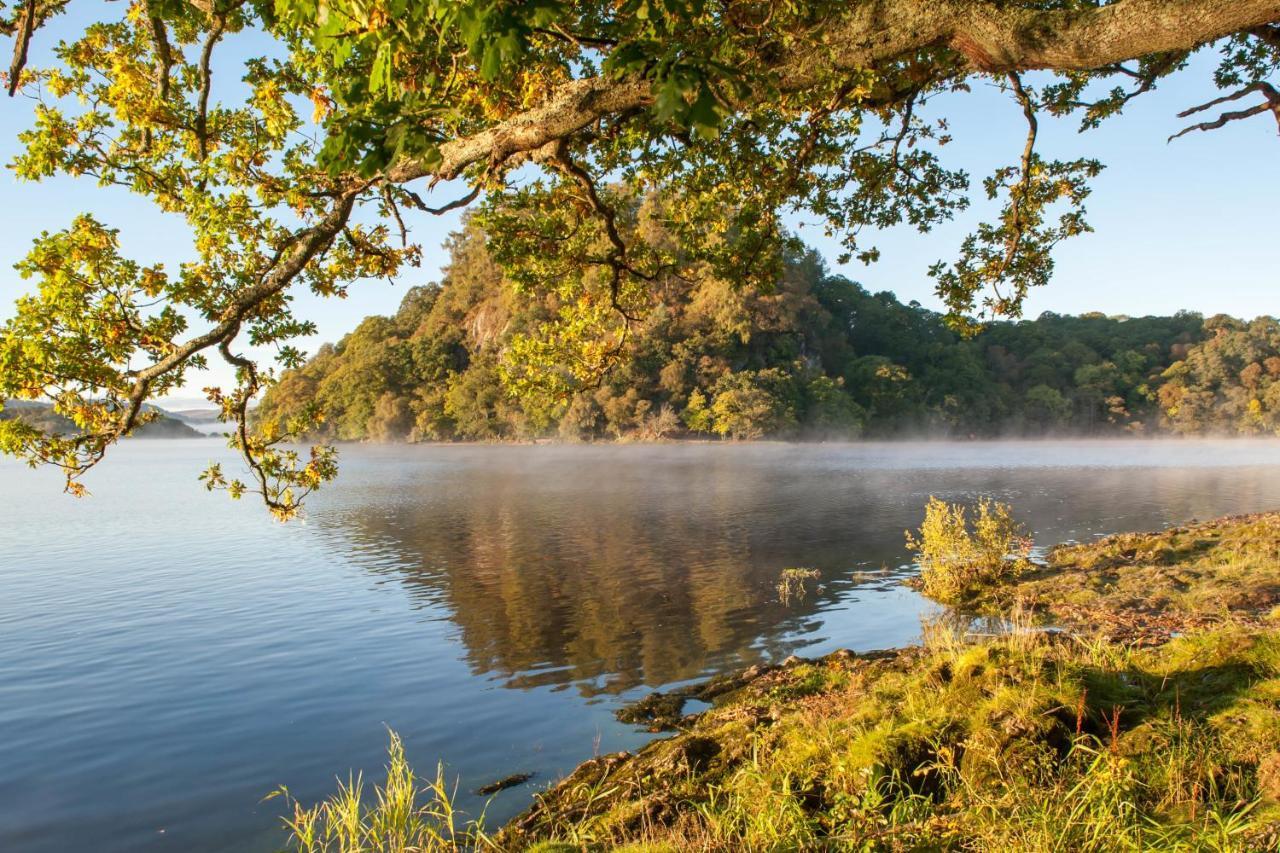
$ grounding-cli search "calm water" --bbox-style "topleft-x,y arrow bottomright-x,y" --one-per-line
4,439 -> 1280,852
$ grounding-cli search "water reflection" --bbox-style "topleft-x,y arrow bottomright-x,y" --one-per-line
306,442 -> 1280,695
316,450 -> 881,693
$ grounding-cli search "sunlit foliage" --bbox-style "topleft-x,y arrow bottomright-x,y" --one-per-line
906,496 -> 1033,604
1,0 -> 1278,512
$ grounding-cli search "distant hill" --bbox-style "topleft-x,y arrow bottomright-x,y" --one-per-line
0,401 -> 207,439
257,222 -> 1278,442
163,407 -> 230,435
168,408 -> 222,425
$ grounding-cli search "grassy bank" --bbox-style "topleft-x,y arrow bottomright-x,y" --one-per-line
503,629 -> 1280,850
282,512 -> 1280,852
979,512 -> 1280,643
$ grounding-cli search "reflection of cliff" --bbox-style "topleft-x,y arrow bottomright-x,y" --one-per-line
317,451 -> 915,695
311,447 -> 1280,696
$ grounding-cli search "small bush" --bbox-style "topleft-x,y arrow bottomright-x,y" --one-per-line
906,496 -> 1032,604
636,404 -> 681,441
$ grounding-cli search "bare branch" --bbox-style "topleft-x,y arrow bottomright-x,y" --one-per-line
195,16 -> 226,164
382,186 -> 409,247
141,0 -> 173,151
143,0 -> 172,101
531,25 -> 618,50
1170,81 -> 1280,139
401,185 -> 481,216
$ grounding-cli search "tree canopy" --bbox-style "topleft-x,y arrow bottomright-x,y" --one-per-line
1,0 -> 1278,515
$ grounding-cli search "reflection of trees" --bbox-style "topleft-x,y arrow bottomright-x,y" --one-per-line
316,451 -> 917,695
338,481 -> 789,692
312,448 -> 1280,696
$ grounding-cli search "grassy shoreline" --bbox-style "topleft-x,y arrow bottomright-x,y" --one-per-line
497,513 -> 1280,851
283,512 -> 1280,851
976,512 -> 1280,644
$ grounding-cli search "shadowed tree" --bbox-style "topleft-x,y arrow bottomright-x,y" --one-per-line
1,0 -> 1278,515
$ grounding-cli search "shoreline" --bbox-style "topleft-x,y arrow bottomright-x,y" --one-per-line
491,512 -> 1280,851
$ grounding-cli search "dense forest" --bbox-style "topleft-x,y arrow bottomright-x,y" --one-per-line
257,222 -> 1279,442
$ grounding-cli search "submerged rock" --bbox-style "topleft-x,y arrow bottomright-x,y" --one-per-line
614,661 -> 786,731
615,691 -> 690,730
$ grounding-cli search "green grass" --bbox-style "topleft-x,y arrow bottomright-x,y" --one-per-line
504,627 -> 1280,851
981,511 -> 1280,641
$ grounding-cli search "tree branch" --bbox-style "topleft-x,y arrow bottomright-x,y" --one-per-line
6,0 -> 36,97
549,144 -> 646,323
387,0 -> 1280,186
195,15 -> 225,164
1002,73 -> 1039,282
400,185 -> 481,215
1170,82 -> 1280,139
142,0 -> 173,150
114,185 -> 362,438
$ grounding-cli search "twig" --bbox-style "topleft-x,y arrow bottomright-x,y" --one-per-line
550,144 -> 646,322
401,185 -> 481,216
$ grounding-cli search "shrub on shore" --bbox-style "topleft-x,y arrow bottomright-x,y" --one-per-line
906,496 -> 1033,604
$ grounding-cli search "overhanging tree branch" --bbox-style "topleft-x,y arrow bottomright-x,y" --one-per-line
4,0 -> 1280,516
996,73 -> 1039,293
112,184 -> 362,439
388,0 -> 1280,185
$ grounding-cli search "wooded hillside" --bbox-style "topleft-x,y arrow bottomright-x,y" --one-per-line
258,223 -> 1276,442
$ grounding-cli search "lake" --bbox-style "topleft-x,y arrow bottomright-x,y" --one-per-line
4,439 -> 1280,852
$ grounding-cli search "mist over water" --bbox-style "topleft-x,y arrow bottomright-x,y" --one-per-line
3,439 -> 1280,852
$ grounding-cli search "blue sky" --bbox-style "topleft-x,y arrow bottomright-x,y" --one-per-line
0,20 -> 1276,407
